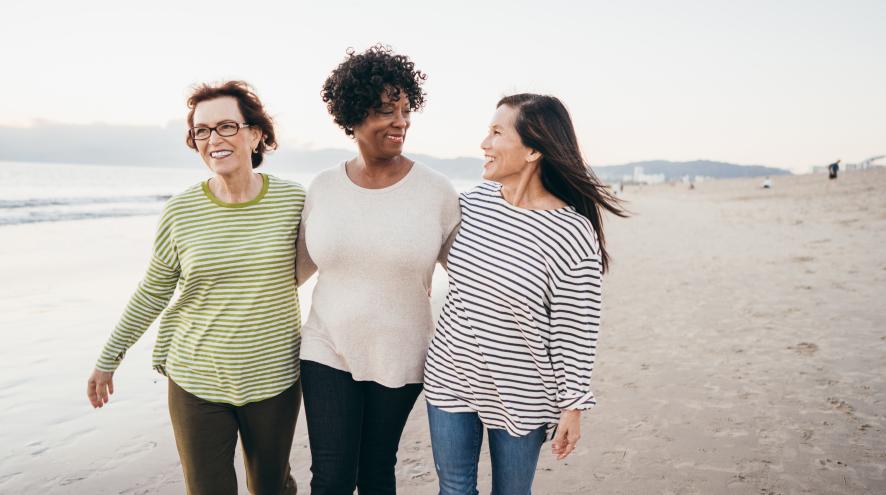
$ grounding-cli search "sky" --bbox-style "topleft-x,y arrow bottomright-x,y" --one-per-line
1,0 -> 884,172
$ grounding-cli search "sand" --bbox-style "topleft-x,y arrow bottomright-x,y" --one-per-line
0,169 -> 883,494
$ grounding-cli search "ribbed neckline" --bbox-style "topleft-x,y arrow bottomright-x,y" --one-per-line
492,182 -> 575,214
202,173 -> 269,208
338,160 -> 418,194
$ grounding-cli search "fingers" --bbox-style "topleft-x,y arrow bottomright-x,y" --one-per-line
553,438 -> 579,460
552,430 -> 581,460
87,378 -> 100,408
87,371 -> 114,408
556,442 -> 577,460
99,381 -> 109,405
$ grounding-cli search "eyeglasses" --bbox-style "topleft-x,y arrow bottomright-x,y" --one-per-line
189,122 -> 251,141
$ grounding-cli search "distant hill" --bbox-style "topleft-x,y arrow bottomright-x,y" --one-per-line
1,122 -> 791,180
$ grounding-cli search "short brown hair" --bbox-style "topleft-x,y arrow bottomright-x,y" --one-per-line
185,80 -> 277,168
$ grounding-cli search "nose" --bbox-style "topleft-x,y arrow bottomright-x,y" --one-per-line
480,133 -> 491,150
208,128 -> 225,144
392,110 -> 409,128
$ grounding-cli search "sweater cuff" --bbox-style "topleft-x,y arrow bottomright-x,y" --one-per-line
558,389 -> 596,410
95,350 -> 125,372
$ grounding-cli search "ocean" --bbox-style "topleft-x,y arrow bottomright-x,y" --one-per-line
0,161 -> 316,226
0,161 -> 478,226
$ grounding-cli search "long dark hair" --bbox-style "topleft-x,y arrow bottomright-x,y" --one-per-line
498,93 -> 628,273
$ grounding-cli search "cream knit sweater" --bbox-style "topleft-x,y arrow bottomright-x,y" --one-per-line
296,161 -> 460,387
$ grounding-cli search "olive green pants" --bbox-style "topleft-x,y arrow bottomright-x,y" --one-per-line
168,379 -> 300,495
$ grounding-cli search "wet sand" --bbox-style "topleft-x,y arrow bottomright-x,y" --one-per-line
0,169 -> 883,493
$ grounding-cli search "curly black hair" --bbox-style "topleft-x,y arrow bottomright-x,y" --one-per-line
321,44 -> 427,137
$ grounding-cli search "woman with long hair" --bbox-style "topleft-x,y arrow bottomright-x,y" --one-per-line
423,93 -> 626,494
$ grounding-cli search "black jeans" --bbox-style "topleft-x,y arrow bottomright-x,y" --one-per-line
301,360 -> 423,495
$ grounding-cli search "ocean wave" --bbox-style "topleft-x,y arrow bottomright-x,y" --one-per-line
0,208 -> 164,226
0,195 -> 171,209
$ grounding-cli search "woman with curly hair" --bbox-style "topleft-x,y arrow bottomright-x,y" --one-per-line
423,94 -> 627,494
87,81 -> 304,494
296,45 -> 460,494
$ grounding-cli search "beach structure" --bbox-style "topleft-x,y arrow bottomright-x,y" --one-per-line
812,155 -> 884,174
623,166 -> 666,185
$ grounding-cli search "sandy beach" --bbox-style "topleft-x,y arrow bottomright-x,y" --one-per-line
1,168 -> 884,494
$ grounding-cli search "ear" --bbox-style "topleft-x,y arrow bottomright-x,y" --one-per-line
250,127 -> 263,149
526,148 -> 542,164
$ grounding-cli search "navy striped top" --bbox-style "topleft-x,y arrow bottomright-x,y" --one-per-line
424,181 -> 602,438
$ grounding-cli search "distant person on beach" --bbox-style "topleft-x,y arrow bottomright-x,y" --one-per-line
762,176 -> 772,189
829,159 -> 840,179
423,94 -> 627,494
295,45 -> 460,494
87,81 -> 303,494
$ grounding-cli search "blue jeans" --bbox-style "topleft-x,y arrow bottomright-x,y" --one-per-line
427,402 -> 546,495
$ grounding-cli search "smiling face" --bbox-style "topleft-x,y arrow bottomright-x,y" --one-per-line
352,88 -> 411,160
191,96 -> 261,175
480,104 -> 539,183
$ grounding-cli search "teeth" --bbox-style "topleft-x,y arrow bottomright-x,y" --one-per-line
210,150 -> 233,159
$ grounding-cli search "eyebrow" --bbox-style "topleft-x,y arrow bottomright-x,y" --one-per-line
192,118 -> 238,127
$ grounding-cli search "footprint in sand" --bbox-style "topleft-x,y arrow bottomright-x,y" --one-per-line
58,472 -> 89,486
791,256 -> 815,263
0,472 -> 22,484
826,398 -> 854,414
801,430 -> 813,443
788,342 -> 818,355
817,458 -> 849,470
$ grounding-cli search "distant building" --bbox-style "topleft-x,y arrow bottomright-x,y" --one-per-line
623,166 -> 666,185
680,175 -> 710,184
813,155 -> 883,173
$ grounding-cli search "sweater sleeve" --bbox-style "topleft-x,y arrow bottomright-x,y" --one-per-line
437,186 -> 462,268
548,255 -> 603,410
295,186 -> 317,286
95,208 -> 181,372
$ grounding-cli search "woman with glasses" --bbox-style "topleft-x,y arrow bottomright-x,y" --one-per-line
423,94 -> 627,494
295,45 -> 460,494
86,80 -> 303,495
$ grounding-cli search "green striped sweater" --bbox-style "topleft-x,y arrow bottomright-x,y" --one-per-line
96,173 -> 305,405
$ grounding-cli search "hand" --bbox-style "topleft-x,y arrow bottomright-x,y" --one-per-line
87,368 -> 115,408
551,409 -> 582,460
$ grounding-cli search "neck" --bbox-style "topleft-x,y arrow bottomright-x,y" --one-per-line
346,150 -> 414,189
211,167 -> 262,203
499,164 -> 552,209
354,151 -> 408,176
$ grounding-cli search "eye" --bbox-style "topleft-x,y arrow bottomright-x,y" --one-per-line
193,127 -> 210,139
218,122 -> 238,133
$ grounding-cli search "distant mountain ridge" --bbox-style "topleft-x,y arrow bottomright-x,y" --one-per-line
1,122 -> 792,180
